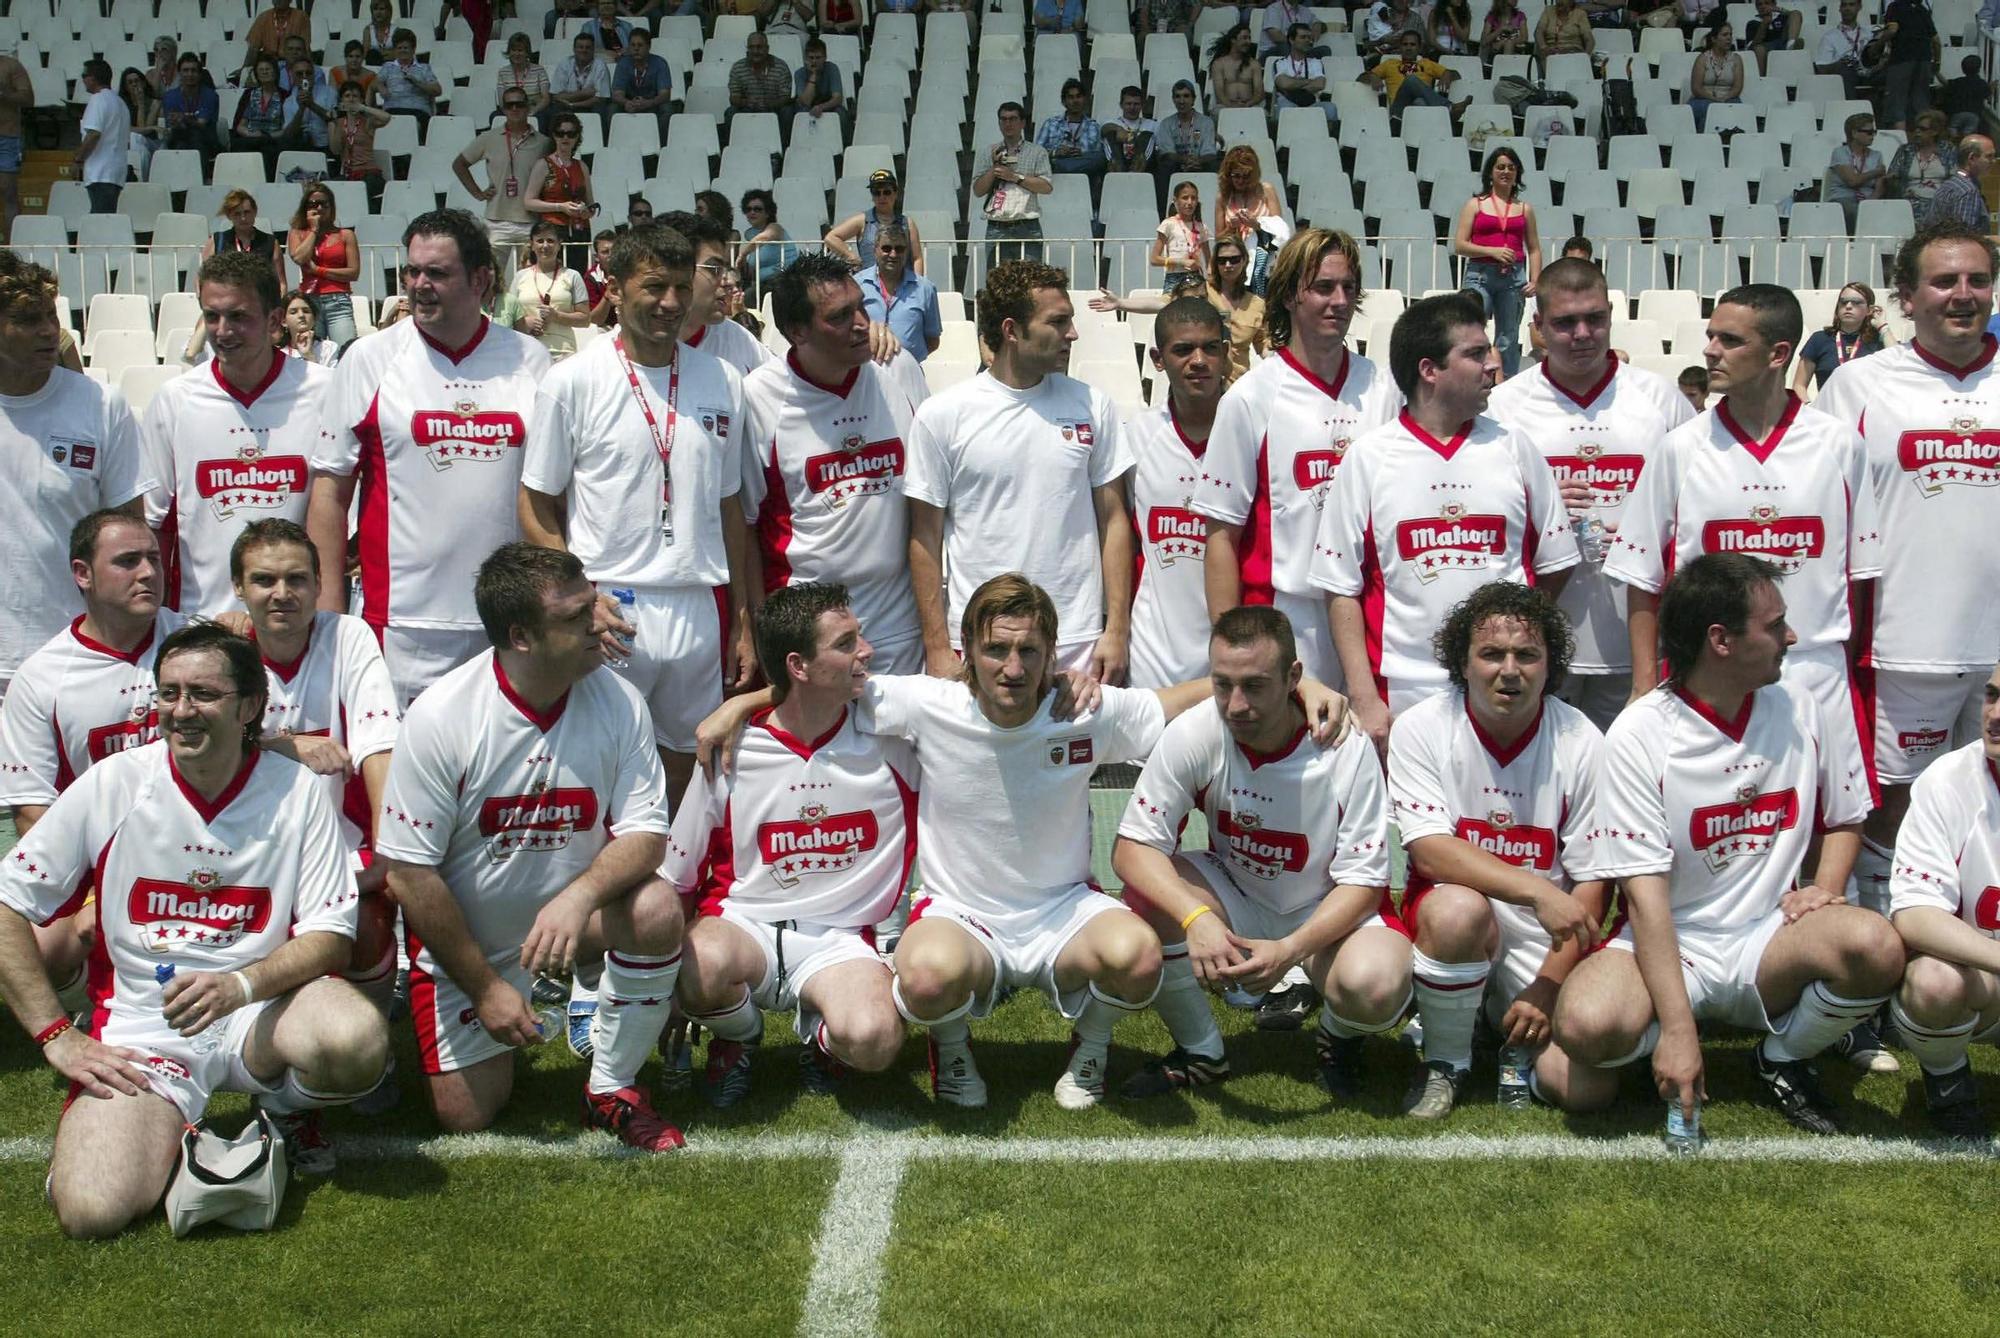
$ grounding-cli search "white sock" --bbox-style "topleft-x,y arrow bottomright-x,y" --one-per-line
1763,981 -> 1888,1063
1318,993 -> 1407,1040
587,949 -> 681,1095
892,975 -> 978,1049
570,960 -> 601,1001
1889,998 -> 1979,1076
1854,836 -> 1893,915
688,986 -> 764,1043
1074,979 -> 1156,1055
341,942 -> 398,1017
1155,948 -> 1225,1058
1411,949 -> 1488,1072
260,1068 -> 365,1114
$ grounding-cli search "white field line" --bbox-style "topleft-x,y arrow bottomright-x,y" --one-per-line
798,1141 -> 908,1338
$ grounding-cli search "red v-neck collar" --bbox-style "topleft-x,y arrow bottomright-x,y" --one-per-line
1399,409 -> 1473,460
417,316 -> 490,365
212,350 -> 286,407
1674,682 -> 1754,742
1278,344 -> 1350,400
1167,398 -> 1210,458
1715,393 -> 1801,465
69,614 -> 157,664
1467,696 -> 1543,767
492,655 -> 568,731
255,616 -> 317,683
686,324 -> 709,349
787,348 -> 860,399
754,704 -> 848,760
1541,355 -> 1616,408
1912,333 -> 1998,380
170,748 -> 260,824
1238,719 -> 1308,769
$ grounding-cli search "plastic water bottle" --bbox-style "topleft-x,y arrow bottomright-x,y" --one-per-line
1497,1044 -> 1533,1110
660,1019 -> 696,1094
606,587 -> 637,668
157,962 -> 223,1055
1663,1098 -> 1703,1156
1572,511 -> 1607,564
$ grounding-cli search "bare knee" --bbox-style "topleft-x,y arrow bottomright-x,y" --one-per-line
51,1181 -> 147,1240
1413,885 -> 1495,962
1899,954 -> 1973,1023
1836,911 -> 1906,995
620,879 -> 685,956
830,1006 -> 906,1072
1099,921 -> 1163,987
1551,970 -> 1648,1067
1327,936 -> 1413,1023
428,1088 -> 501,1133
892,938 -> 978,1011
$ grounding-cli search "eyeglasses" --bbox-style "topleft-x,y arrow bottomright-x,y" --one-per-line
555,129 -> 580,138
694,261 -> 730,277
870,186 -> 897,195
503,100 -> 528,109
155,686 -> 238,706
1856,127 -> 1876,135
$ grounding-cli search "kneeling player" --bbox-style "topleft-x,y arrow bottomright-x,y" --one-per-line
1882,660 -> 2000,1138
0,624 -> 388,1237
1113,606 -> 1404,1100
668,582 -> 914,1103
1550,554 -> 1903,1135
1387,583 -> 1607,1118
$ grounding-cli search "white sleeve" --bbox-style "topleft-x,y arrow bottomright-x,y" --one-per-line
0,669 -> 62,807
1602,432 -> 1675,594
335,619 -> 400,763
1521,435 -> 1582,575
736,406 -> 774,524
661,759 -> 728,894
1813,363 -> 1864,430
1116,715 -> 1210,851
1192,383 -> 1260,525
373,703 -> 461,866
716,361 -> 745,501
902,398 -> 951,508
519,381 -> 578,498
1591,710 -> 1674,877
0,762 -> 116,926
1087,389 -> 1132,489
606,691 -> 671,836
81,92 -> 108,136
138,390 -> 177,530
1099,685 -> 1168,763
854,674 -> 937,741
1556,719 -> 1605,882
1328,735 -> 1393,887
1889,761 -> 1969,916
1308,446 -> 1372,596
1840,424 -> 1884,582
1810,687 -> 1872,830
97,388 -> 151,509
1386,707 -> 1455,844
313,342 -> 373,474
286,767 -> 361,940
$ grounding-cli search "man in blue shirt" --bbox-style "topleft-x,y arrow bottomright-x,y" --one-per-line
1037,77 -> 1105,208
162,53 -> 221,165
857,223 -> 942,362
611,27 -> 675,138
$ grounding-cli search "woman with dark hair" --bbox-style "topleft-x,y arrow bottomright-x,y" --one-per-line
824,169 -> 926,274
1791,283 -> 1894,394
738,188 -> 800,301
1431,0 -> 1474,55
280,289 -> 340,366
286,183 -> 360,346
1480,0 -> 1528,61
1091,229 -> 1268,379
119,67 -> 161,178
233,56 -> 292,175
1452,145 -> 1541,378
328,81 -> 392,210
524,111 -> 596,251
511,219 -> 589,358
1686,21 -> 1743,132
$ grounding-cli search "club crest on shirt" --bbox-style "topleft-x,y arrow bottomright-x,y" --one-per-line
1394,505 -> 1506,582
699,406 -> 732,437
1700,510 -> 1824,573
478,782 -> 600,860
411,402 -> 527,468
1057,419 -> 1095,446
48,437 -> 95,471
1215,808 -> 1310,878
759,803 -> 882,887
1291,438 -> 1349,508
129,872 -> 275,952
1046,735 -> 1094,767
1897,420 -> 2000,496
1147,502 -> 1208,565
1688,785 -> 1799,873
1455,812 -> 1558,872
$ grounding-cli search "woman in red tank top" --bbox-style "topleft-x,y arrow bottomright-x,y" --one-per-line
285,183 -> 360,348
1451,145 -> 1542,379
525,111 -> 597,257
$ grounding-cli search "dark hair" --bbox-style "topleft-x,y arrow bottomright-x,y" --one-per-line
1965,52 -> 1983,74
977,258 -> 1070,353
1154,293 -> 1226,348
474,542 -> 586,650
1172,78 -> 1198,97
1433,581 -> 1573,691
391,26 -> 417,46
280,287 -> 318,326
1060,77 -> 1085,98
755,581 -> 852,702
1657,553 -> 1782,683
657,208 -> 732,252
1120,83 -> 1143,101
1288,20 -> 1314,38
1210,22 -> 1251,60
740,187 -> 777,221
1536,255 -> 1608,301
1678,365 -> 1709,389
959,573 -> 1060,675
1713,282 -> 1803,355
69,508 -> 148,567
230,518 -> 319,582
0,249 -> 58,319
83,58 -> 112,87
997,99 -> 1027,121
772,251 -> 859,338
117,66 -> 151,118
289,181 -> 338,232
404,207 -> 496,281
1388,291 -> 1487,397
1560,234 -> 1594,258
198,248 -> 283,314
694,190 -> 734,227
1211,605 -> 1297,675
1892,218 -> 1999,299
1479,145 -> 1526,194
337,78 -> 368,99
528,219 -> 566,249
804,35 -> 826,55
155,622 -> 269,747
549,110 -> 582,140
344,39 -> 366,56
604,223 -> 694,282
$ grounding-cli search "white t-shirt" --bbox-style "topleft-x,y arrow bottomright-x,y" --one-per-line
0,610 -> 185,806
1486,357 -> 1694,674
0,369 -> 150,681
0,742 -> 357,1037
738,351 -> 919,649
257,611 -> 400,857
663,705 -> 919,927
1128,402 -> 1219,689
686,317 -> 774,378
1815,338 -> 2000,673
521,335 -> 743,589
374,652 -> 669,955
313,317 -> 550,633
1194,347 -> 1401,604
511,265 -> 589,359
1604,394 -> 1883,652
80,86 -> 131,186
857,674 -> 1164,918
1119,702 -> 1390,916
142,355 -> 333,616
905,372 -> 1131,648
1309,411 -> 1580,686
1889,740 -> 2000,927
1594,682 -> 1872,936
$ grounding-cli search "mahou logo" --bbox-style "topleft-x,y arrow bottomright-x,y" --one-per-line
478,783 -> 599,860
86,701 -> 160,762
1148,502 -> 1208,566
1291,439 -> 1350,508
1688,786 -> 1799,872
1215,809 -> 1310,878
412,401 -> 527,469
1701,509 -> 1825,573
195,443 -> 308,519
129,871 -> 274,953
1454,813 -> 1557,872
1394,506 -> 1506,583
1898,727 -> 1949,754
1897,420 -> 2000,497
803,435 -> 906,508
1546,443 -> 1644,500
759,803 -> 881,887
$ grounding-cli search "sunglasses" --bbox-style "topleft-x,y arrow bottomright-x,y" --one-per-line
504,100 -> 527,109
870,186 -> 896,195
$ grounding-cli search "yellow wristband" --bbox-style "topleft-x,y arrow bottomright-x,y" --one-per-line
1179,904 -> 1213,931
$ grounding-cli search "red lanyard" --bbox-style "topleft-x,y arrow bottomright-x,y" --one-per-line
615,336 -> 678,506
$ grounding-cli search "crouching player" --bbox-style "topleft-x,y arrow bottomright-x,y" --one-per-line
1550,554 -> 1902,1134
0,623 -> 388,1237
1112,605 -> 1404,1101
668,582 -> 915,1104
1882,660 -> 2000,1138
1387,582 -> 1607,1119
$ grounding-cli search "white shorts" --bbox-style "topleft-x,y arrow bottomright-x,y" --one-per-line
868,633 -> 925,677
1182,850 -> 1317,943
1055,637 -> 1097,676
408,947 -> 534,1076
909,883 -> 1129,1020
382,624 -> 490,710
1604,906 -> 1788,1033
714,905 -> 886,1042
1783,643 -> 1876,803
1275,589 -> 1341,690
1864,666 -> 1984,786
1554,671 -> 1631,735
601,582 -> 725,751
98,1000 -> 281,1122
1482,918 -> 1554,1029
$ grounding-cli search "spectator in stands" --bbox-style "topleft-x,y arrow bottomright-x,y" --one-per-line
376,30 -> 443,128
612,28 -> 675,139
119,68 -> 161,182
72,61 -> 126,217
738,188 -> 800,301
790,37 -> 845,139
1534,0 -> 1595,68
874,0 -> 922,14
1363,0 -> 1422,55
162,56 -> 220,169
544,0 -> 587,40
512,220 -> 590,358
1888,109 -> 1957,224
1432,0 -> 1475,56
1152,81 -> 1218,210
1825,111 -> 1887,232
148,36 -> 179,98
338,41 -> 379,106
1209,25 -> 1266,110
358,0 -> 396,63
455,93 -> 552,274
243,0 -> 310,78
1154,180 -> 1209,284
1815,0 -> 1886,99
1926,133 -> 1994,235
495,34 -> 551,121
974,101 -> 1054,268
1213,144 -> 1283,263
280,290 -> 340,366
288,184 -> 360,346
233,58 -> 292,175
1741,0 -> 1801,75
277,35 -> 327,99
330,82 -> 392,210
1038,78 -> 1107,205
1883,0 -> 1942,131
0,54 -> 26,240
1677,364 -> 1706,410
768,0 -> 816,37
821,0 -> 865,32
826,169 -> 926,275
728,32 -> 794,142
719,262 -> 762,336
446,0 -> 497,64
627,197 -> 654,226
924,0 -> 978,25
858,223 -> 942,361
1791,283 -> 1892,395
1677,0 -> 1725,36
551,31 -> 612,128
1366,31 -> 1469,123
1687,22 -> 1743,131
579,0 -> 632,60
1140,0 -> 1198,34
525,111 -> 597,251
696,189 -> 740,245
284,55 -> 335,157
1034,0 -> 1086,39
1480,0 -> 1529,61
1093,217 -> 1270,379
1103,86 -> 1156,178
1452,145 -> 1541,378
582,226 -> 615,321
202,190 -> 284,284
1944,53 -> 1990,136
1272,24 -> 1339,127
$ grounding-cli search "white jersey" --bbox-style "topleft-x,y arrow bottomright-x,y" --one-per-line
1118,703 -> 1390,916
0,611 -> 185,806
313,318 -> 550,633
737,351 -> 919,648
1594,682 -> 1872,935
904,372 -> 1131,647
0,369 -> 150,681
141,355 -> 333,616
1604,395 -> 1883,651
1816,339 -> 2000,672
257,611 -> 400,856
1309,411 -> 1580,686
686,316 -> 774,378
1128,402 -> 1217,689
857,675 -> 1164,919
521,335 -> 743,589
1487,357 -> 1694,673
1193,347 -> 1402,604
1889,739 -> 2000,928
0,742 -> 357,1038
375,652 -> 669,954
663,705 -> 919,926
1389,689 -> 1603,954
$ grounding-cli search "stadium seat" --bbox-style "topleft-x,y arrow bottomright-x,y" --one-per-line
119,363 -> 184,415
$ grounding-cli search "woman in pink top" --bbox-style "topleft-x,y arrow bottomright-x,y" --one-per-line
1451,145 -> 1541,378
